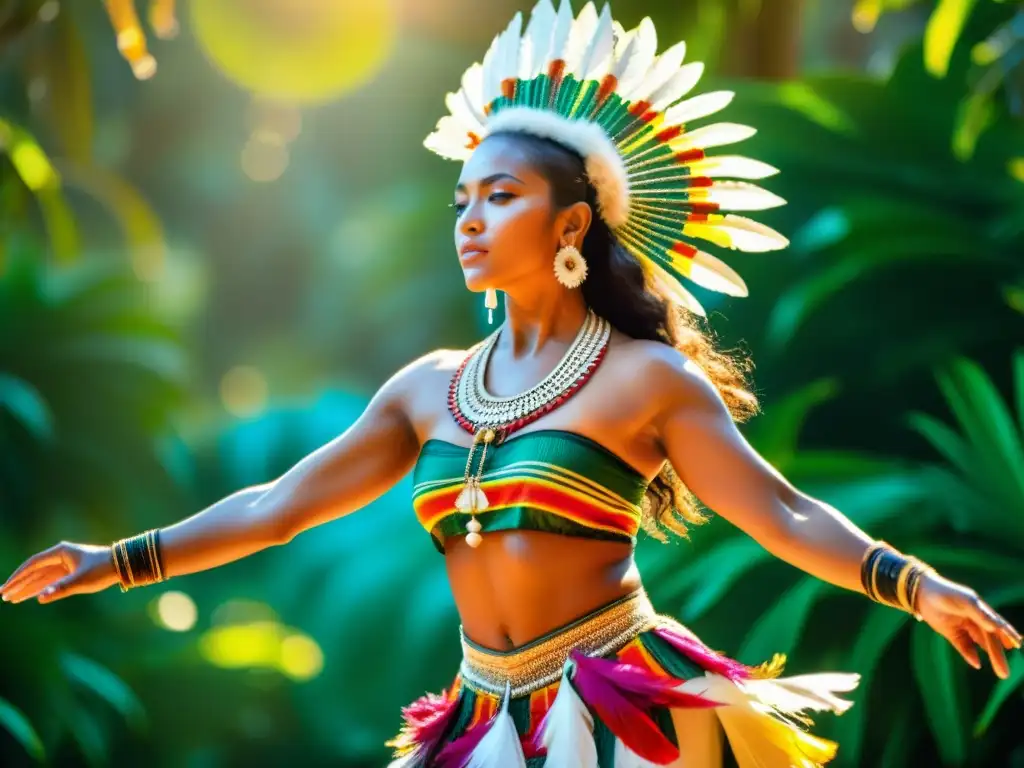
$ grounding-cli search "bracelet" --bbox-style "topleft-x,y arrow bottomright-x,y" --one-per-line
109,529 -> 168,592
860,541 -> 932,620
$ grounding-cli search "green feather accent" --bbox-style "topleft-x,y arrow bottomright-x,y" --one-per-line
569,80 -> 599,119
535,74 -> 553,108
593,95 -> 629,132
624,142 -> 675,168
554,75 -> 582,115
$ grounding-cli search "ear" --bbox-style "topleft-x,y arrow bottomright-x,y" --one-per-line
557,201 -> 593,246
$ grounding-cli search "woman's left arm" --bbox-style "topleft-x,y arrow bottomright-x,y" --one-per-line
648,351 -> 1022,678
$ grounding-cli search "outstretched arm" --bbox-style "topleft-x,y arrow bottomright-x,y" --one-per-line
1,351 -> 436,603
648,350 -> 1022,677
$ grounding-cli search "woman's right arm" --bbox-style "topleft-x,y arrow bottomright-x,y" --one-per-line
1,352 -> 436,603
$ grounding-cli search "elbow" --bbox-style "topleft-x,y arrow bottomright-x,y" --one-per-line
755,487 -> 809,550
247,485 -> 298,546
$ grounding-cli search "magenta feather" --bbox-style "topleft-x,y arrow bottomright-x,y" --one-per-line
393,688 -> 462,767
654,627 -> 751,682
568,651 -> 679,763
434,720 -> 491,768
571,651 -> 721,709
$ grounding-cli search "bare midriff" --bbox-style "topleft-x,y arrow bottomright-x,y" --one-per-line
444,528 -> 642,651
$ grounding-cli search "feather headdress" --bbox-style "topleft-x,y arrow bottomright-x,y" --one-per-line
424,0 -> 789,316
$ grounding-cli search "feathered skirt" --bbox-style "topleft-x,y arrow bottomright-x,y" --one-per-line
386,590 -> 859,767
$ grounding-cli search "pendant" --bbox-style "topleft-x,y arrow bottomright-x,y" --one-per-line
456,428 -> 495,549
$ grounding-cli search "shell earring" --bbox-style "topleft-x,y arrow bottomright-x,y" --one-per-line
484,288 -> 498,324
554,237 -> 587,289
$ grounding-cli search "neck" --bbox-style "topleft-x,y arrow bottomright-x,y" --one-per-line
497,286 -> 589,358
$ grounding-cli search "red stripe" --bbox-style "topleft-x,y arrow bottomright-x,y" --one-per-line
596,74 -> 618,106
688,176 -> 713,188
501,78 -> 517,100
656,125 -> 683,143
547,60 -> 566,80
485,482 -> 636,533
670,242 -> 698,258
687,203 -> 719,216
628,100 -> 652,116
674,148 -> 705,163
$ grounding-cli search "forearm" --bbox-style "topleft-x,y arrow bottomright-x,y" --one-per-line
757,491 -> 875,594
156,483 -> 282,579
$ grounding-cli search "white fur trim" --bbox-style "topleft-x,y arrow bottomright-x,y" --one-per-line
484,107 -> 630,228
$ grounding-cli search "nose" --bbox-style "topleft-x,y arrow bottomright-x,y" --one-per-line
458,201 -> 484,237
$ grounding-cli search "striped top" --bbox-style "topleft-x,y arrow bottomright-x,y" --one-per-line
412,429 -> 650,553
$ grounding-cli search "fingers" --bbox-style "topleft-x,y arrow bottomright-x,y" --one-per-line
970,595 -> 1022,651
1,544 -> 67,596
980,627 -> 1010,680
2,566 -> 66,604
949,627 -> 981,670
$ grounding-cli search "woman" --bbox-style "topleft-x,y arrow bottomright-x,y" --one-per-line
2,2 -> 1020,766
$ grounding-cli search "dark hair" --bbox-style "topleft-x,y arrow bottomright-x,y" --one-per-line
488,130 -> 759,539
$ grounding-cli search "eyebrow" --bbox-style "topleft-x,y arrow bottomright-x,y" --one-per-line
454,173 -> 525,192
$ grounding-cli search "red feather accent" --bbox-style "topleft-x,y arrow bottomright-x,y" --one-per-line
654,627 -> 751,682
569,651 -> 679,763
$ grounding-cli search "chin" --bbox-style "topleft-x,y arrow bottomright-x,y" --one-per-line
462,268 -> 495,293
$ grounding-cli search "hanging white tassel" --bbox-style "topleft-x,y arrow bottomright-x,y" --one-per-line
467,682 -> 527,768
538,664 -> 599,767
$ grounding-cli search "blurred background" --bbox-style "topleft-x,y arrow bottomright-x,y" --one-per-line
0,0 -> 1022,765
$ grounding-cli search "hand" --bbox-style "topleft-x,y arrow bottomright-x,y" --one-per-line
915,571 -> 1022,679
1,542 -> 120,605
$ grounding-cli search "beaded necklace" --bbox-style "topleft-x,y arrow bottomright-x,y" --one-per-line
447,309 -> 611,547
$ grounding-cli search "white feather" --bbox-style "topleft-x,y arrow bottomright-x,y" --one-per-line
539,666 -> 598,767
466,683 -> 527,768
744,674 -> 861,716
613,17 -> 658,97
445,92 -> 484,135
563,2 -> 598,76
662,91 -> 735,128
643,258 -> 707,316
649,61 -> 705,111
692,180 -> 787,211
684,214 -> 789,252
670,122 -> 757,152
499,13 -> 524,96
460,63 -> 486,122
579,4 -> 615,81
523,0 -> 557,78
613,739 -> 662,768
423,116 -> 473,161
674,247 -> 749,297
625,40 -> 686,102
684,155 -> 779,180
550,0 -> 575,65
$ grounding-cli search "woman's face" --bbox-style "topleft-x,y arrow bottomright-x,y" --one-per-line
453,135 -> 564,294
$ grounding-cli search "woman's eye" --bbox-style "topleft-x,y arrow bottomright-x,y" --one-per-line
450,202 -> 467,216
489,192 -> 514,203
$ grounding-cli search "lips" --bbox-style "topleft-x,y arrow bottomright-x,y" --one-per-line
459,244 -> 488,262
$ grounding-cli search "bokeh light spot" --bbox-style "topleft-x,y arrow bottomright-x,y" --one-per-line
220,365 -> 269,417
241,137 -> 289,182
280,633 -> 324,681
190,0 -> 396,104
155,591 -> 198,632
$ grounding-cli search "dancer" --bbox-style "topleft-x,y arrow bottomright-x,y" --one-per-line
2,2 -> 1019,766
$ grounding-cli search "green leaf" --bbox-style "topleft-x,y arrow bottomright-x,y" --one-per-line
745,378 -> 838,464
912,622 -> 970,765
0,696 -> 45,762
59,652 -> 148,733
739,577 -> 833,663
0,373 -> 54,441
925,0 -> 981,78
974,654 -> 1024,736
833,608 -> 910,766
678,538 -> 773,621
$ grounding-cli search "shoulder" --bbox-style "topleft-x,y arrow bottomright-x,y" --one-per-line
376,347 -> 470,401
610,336 -> 724,414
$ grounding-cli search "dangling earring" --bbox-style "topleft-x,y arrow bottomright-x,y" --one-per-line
554,236 -> 587,289
484,288 -> 498,324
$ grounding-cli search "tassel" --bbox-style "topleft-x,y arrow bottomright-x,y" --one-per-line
436,683 -> 526,768
534,664 -> 598,767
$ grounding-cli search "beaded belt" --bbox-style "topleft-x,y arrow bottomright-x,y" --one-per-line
458,590 -> 661,698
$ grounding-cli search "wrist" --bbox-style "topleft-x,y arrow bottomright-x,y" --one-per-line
860,540 -> 934,619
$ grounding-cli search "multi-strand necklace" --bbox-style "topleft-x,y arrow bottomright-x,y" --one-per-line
447,309 -> 611,547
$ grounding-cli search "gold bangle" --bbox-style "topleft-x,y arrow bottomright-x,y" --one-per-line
145,530 -> 164,583
896,561 -> 914,612
119,539 -> 136,588
109,545 -> 129,593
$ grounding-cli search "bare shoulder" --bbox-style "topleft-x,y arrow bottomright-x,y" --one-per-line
608,334 -> 722,412
382,347 -> 469,400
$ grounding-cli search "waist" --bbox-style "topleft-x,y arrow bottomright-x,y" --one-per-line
458,589 -> 662,697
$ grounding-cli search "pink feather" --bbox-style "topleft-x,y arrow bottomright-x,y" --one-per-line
568,651 -> 680,763
393,688 -> 462,766
654,627 -> 751,682
434,719 -> 492,768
